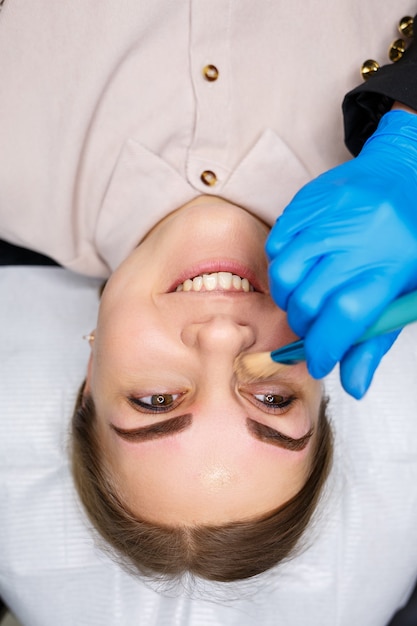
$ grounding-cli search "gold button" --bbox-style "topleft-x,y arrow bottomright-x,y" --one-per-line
360,59 -> 380,81
200,170 -> 217,186
389,38 -> 406,62
398,16 -> 414,39
202,64 -> 219,82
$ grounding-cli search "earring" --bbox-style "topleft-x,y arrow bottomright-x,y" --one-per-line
83,333 -> 95,343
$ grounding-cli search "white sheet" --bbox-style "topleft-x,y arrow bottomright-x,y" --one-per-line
1,266 -> 417,626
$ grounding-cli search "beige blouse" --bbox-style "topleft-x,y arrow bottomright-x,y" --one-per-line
0,0 -> 414,276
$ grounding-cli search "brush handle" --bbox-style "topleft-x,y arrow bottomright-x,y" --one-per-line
270,289 -> 417,364
358,289 -> 417,341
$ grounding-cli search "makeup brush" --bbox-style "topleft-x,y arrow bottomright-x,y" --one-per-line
235,289 -> 417,381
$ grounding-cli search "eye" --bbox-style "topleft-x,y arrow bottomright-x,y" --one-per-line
128,393 -> 182,413
252,392 -> 295,414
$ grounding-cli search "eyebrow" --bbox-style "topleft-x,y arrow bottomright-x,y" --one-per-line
110,413 -> 313,450
110,413 -> 192,441
246,418 -> 314,451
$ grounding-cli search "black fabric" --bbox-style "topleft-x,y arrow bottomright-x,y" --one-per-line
0,239 -> 59,266
343,13 -> 417,155
387,579 -> 417,625
0,596 -> 7,620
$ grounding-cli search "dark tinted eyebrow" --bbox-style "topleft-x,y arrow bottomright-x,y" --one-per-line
246,417 -> 314,451
110,413 -> 312,449
110,413 -> 192,442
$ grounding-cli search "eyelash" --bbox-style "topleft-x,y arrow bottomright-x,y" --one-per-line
128,391 -> 296,415
248,392 -> 296,415
128,393 -> 182,413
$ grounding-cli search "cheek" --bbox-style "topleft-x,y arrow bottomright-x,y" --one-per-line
254,304 -> 298,352
94,307 -> 176,387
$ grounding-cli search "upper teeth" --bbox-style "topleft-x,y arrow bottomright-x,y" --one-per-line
176,272 -> 254,292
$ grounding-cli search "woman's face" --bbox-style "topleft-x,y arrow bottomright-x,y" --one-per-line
86,196 -> 323,526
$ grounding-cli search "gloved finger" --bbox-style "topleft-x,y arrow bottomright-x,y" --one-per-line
265,219 -> 292,260
265,201 -> 309,260
304,276 -> 398,380
339,330 -> 401,399
267,230 -> 329,311
286,253 -> 360,338
265,177 -> 339,259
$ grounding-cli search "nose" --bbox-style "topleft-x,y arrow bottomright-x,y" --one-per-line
181,315 -> 256,356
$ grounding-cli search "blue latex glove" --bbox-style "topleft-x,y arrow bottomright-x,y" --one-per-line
266,110 -> 417,398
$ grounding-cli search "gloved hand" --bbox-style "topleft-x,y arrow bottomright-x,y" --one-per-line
266,110 -> 417,398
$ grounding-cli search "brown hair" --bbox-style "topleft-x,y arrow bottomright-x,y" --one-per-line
71,384 -> 332,583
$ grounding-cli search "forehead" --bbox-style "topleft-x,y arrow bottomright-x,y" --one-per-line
98,395 -> 323,527
107,428 -> 313,527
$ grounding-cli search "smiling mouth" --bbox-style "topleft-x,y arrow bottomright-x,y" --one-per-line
175,272 -> 255,293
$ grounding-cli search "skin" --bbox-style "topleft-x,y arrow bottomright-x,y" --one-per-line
85,196 -> 323,526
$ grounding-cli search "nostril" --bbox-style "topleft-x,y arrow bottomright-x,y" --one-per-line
181,318 -> 255,352
180,325 -> 197,347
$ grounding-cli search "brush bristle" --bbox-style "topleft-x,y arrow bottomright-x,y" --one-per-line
234,351 -> 288,382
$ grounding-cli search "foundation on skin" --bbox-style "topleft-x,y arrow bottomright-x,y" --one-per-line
199,464 -> 234,492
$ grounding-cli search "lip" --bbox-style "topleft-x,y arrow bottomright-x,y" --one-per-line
167,259 -> 266,293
